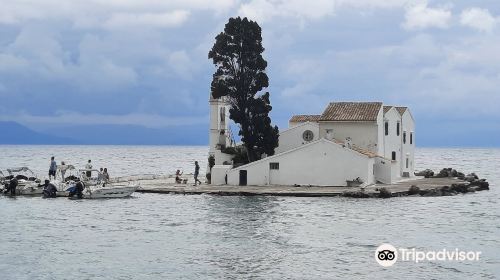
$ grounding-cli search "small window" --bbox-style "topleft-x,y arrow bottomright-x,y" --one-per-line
403,131 -> 407,144
220,107 -> 225,123
396,122 -> 400,136
270,162 -> 279,170
385,121 -> 389,136
410,132 -> 413,144
406,158 -> 409,168
392,151 -> 396,161
302,130 -> 314,141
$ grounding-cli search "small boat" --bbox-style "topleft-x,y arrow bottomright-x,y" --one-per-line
80,183 -> 138,199
1,167 -> 43,195
62,169 -> 138,199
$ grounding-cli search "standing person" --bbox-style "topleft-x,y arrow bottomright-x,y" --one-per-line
6,177 -> 18,195
103,168 -> 110,182
60,161 -> 66,182
49,156 -> 57,181
85,160 -> 92,178
193,161 -> 202,186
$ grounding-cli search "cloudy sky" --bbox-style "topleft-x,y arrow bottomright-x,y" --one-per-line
0,0 -> 499,146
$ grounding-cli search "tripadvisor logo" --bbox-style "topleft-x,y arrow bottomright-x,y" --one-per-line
374,243 -> 482,267
375,244 -> 398,267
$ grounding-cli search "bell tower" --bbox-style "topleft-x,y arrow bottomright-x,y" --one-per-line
208,94 -> 232,164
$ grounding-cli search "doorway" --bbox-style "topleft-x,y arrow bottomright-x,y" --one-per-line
239,170 -> 247,186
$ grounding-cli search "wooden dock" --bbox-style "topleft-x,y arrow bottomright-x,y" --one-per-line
134,177 -> 479,197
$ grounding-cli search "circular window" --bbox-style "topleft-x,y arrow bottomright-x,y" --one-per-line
302,130 -> 314,141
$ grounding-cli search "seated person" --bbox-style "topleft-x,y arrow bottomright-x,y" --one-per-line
42,180 -> 57,198
175,169 -> 183,184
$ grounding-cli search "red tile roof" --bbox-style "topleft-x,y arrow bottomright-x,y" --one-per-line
320,102 -> 382,122
289,115 -> 321,123
383,106 -> 393,114
395,106 -> 407,115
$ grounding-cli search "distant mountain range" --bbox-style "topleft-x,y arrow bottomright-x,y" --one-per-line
0,121 -> 208,145
0,121 -> 77,144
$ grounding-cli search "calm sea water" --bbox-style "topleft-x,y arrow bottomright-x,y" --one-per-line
0,146 -> 499,279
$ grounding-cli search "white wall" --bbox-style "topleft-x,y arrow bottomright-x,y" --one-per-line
376,108 -> 384,156
319,122 -> 379,153
214,149 -> 233,165
226,139 -> 375,187
400,110 -> 415,176
275,122 -> 320,154
374,157 -> 398,184
383,107 -> 401,177
209,97 -> 230,153
211,165 -> 232,185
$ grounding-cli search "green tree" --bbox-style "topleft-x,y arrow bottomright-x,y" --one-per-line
208,17 -> 279,162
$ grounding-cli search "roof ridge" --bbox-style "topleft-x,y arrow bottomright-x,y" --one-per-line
320,102 -> 383,122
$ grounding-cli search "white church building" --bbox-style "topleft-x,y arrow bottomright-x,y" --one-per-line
209,96 -> 415,187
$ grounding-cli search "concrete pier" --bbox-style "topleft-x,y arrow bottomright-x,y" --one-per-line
134,177 -> 483,197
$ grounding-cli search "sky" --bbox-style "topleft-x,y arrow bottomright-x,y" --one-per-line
0,0 -> 499,146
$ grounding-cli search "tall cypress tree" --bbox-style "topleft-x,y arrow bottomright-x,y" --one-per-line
209,17 -> 279,162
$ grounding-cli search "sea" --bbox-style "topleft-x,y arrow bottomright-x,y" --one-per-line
0,145 -> 498,280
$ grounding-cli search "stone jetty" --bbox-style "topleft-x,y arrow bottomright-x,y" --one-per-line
134,168 -> 490,198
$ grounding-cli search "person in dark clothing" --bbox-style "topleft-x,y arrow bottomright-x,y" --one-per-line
42,180 -> 57,198
75,182 -> 84,199
49,156 -> 57,180
193,161 -> 202,186
69,182 -> 84,199
4,178 -> 18,195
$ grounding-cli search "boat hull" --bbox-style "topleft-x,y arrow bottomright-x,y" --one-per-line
1,181 -> 43,195
83,185 -> 138,199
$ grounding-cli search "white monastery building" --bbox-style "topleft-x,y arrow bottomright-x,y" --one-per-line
209,96 -> 415,187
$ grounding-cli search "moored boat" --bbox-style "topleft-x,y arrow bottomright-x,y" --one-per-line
62,169 -> 138,199
1,167 -> 43,195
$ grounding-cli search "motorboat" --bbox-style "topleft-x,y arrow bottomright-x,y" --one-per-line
61,169 -> 138,199
77,182 -> 138,199
1,167 -> 43,195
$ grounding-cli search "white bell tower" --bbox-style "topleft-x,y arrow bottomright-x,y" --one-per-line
208,94 -> 232,165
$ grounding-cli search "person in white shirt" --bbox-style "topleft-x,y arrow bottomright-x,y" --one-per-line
85,160 -> 92,178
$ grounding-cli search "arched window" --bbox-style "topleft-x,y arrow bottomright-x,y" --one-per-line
403,131 -> 407,144
396,122 -> 400,136
385,121 -> 389,136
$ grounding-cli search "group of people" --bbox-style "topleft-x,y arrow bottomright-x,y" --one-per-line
98,167 -> 110,182
48,157 -> 110,182
175,161 -> 202,186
